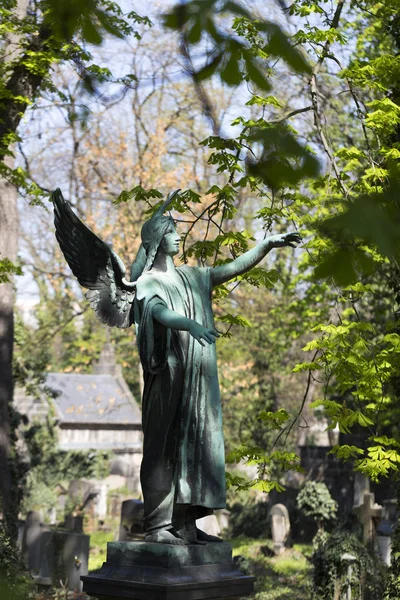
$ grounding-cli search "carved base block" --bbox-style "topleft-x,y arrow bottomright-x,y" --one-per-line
81,541 -> 254,600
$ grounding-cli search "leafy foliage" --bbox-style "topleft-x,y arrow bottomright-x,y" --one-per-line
0,527 -> 32,600
312,529 -> 386,600
296,482 -> 337,529
227,500 -> 270,539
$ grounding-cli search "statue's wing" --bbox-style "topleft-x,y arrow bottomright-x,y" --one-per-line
53,188 -> 136,328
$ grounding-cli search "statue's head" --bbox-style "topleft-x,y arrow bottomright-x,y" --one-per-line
140,189 -> 180,274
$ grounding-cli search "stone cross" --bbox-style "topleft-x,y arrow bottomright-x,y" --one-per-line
269,504 -> 290,554
352,492 -> 383,544
353,472 -> 370,507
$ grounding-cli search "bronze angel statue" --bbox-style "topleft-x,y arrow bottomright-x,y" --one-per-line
53,188 -> 301,545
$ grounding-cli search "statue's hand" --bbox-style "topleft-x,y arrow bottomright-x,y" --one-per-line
189,321 -> 220,347
269,232 -> 302,249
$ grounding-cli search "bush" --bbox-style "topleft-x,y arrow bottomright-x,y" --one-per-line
297,481 -> 337,529
312,529 -> 386,600
228,500 -> 270,539
0,526 -> 32,600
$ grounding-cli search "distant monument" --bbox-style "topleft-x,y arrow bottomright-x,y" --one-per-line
53,188 -> 301,598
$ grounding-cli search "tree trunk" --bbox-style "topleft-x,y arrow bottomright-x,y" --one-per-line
0,159 -> 19,522
0,0 -> 29,528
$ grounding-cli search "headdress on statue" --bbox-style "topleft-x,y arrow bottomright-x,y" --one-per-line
130,189 -> 180,281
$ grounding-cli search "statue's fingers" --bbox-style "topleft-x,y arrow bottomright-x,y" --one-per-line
210,329 -> 220,337
197,337 -> 205,347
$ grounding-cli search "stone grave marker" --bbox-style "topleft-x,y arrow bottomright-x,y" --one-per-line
216,508 -> 231,533
35,530 -> 90,591
118,499 -> 144,541
353,472 -> 370,508
269,504 -> 290,555
110,493 -> 122,519
376,499 -> 397,566
94,481 -> 108,520
196,514 -> 221,538
352,492 -> 383,545
21,511 -> 49,574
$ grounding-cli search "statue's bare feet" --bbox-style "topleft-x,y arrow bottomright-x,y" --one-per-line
145,530 -> 189,545
195,527 -> 223,543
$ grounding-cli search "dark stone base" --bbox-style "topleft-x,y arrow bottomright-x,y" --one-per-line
82,541 -> 254,600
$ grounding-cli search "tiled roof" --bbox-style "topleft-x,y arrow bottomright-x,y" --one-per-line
46,372 -> 141,425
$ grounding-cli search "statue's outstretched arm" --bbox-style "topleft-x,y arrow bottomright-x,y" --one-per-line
152,305 -> 220,347
210,232 -> 302,287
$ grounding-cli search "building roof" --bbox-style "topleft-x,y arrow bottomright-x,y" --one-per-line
46,372 -> 141,426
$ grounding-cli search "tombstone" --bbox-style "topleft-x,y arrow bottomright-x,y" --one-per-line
110,493 -> 122,519
94,481 -> 108,520
269,504 -> 290,555
216,508 -> 231,533
353,472 -> 370,507
47,506 -> 57,525
65,514 -> 84,533
34,530 -> 90,591
68,479 -> 96,511
196,514 -> 221,538
21,511 -> 49,574
376,499 -> 397,566
352,492 -> 383,545
339,553 -> 357,600
118,499 -> 144,541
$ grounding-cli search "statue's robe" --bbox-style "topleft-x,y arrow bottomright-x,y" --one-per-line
134,266 -> 226,533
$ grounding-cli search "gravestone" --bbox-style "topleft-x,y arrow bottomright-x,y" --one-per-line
196,514 -> 221,538
119,499 -> 144,541
216,508 -> 231,533
35,530 -> 90,591
65,514 -> 84,533
352,492 -> 383,544
376,499 -> 397,566
21,511 -> 49,574
110,493 -> 122,519
353,472 -> 370,507
94,481 -> 108,519
269,504 -> 290,555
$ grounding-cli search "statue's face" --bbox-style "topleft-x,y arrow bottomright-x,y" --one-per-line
160,222 -> 180,257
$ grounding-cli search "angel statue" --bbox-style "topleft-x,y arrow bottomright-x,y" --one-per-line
52,188 -> 301,546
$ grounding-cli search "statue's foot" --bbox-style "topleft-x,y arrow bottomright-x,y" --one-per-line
145,529 -> 189,545
195,527 -> 223,543
174,524 -> 206,545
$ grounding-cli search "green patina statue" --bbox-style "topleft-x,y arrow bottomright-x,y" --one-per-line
53,188 -> 301,546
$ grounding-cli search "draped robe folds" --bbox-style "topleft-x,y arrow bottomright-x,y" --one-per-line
134,266 -> 226,533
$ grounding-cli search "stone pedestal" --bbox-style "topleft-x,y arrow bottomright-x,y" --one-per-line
81,541 -> 254,600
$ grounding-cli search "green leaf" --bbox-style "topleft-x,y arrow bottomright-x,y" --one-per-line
292,361 -> 322,372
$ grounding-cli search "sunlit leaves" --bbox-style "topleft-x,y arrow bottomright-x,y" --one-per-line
0,258 -> 23,284
328,445 -> 365,460
115,186 -> 163,205
258,408 -> 290,429
217,313 -> 253,328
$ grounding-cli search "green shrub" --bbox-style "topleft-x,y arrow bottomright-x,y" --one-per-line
0,527 -> 32,600
312,529 -> 386,600
297,481 -> 337,530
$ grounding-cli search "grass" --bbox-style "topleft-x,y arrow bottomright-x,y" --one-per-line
230,538 -> 313,600
88,529 -> 115,572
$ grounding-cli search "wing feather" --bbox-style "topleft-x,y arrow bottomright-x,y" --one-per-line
52,188 -> 135,328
